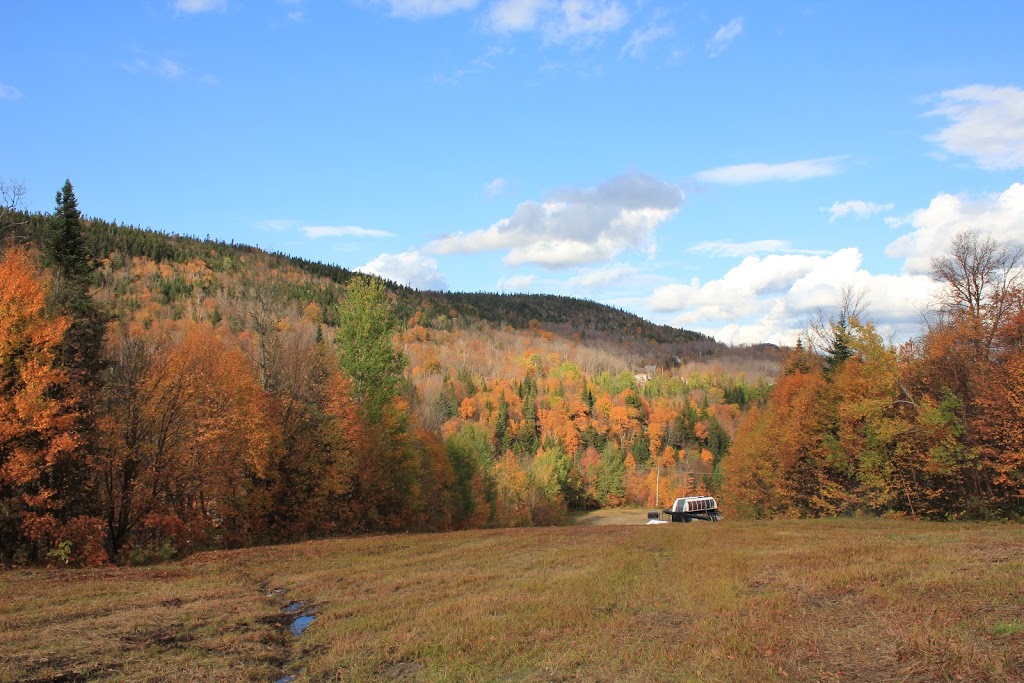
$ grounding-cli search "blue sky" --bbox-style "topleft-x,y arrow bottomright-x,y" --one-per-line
3,1 -> 1023,344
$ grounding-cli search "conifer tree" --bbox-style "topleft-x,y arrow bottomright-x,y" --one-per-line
42,181 -> 106,524
46,180 -> 91,284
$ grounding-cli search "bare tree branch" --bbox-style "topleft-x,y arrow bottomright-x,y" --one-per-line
0,177 -> 28,233
802,284 -> 870,356
930,229 -> 1024,362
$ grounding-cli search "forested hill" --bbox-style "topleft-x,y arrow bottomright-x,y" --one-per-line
1,191 -> 780,566
2,210 -> 713,364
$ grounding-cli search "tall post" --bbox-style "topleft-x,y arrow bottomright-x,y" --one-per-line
655,466 -> 660,508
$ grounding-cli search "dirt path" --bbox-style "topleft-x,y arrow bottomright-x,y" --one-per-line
569,508 -> 653,526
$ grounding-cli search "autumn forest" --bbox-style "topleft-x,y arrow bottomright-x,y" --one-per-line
2,181 -> 1022,567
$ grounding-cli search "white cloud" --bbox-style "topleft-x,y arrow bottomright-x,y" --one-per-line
885,182 -> 1024,275
425,172 -> 684,268
358,251 -> 447,290
649,248 -> 939,345
258,219 -> 299,231
199,74 -> 220,86
645,184 -> 1024,344
123,57 -> 185,80
173,0 -> 227,13
0,84 -> 22,100
303,225 -> 396,238
689,239 -> 791,257
157,59 -> 184,79
564,263 -> 639,289
926,85 -> 1024,171
288,10 -> 304,21
825,200 -> 894,222
695,156 -> 844,184
489,0 -> 552,31
707,17 -> 742,57
497,274 -> 535,291
386,0 -> 480,19
488,0 -> 627,44
549,0 -> 627,43
484,177 -> 507,197
620,23 -> 673,58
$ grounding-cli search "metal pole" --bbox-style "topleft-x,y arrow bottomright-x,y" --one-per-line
655,466 -> 659,507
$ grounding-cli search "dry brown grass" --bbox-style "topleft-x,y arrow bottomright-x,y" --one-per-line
3,518 -> 1023,682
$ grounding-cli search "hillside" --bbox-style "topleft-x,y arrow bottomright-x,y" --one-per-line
1,210 -> 721,368
0,194 -> 787,566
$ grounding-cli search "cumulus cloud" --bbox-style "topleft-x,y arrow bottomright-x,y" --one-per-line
303,225 -> 395,238
489,0 -> 627,44
707,17 -> 742,57
0,84 -> 23,100
825,200 -> 894,222
885,182 -> 1024,274
926,85 -> 1024,170
649,248 -> 938,345
688,239 -> 791,257
646,183 -> 1024,344
484,177 -> 507,197
497,274 -> 535,291
695,156 -> 844,184
173,0 -> 227,13
425,172 -> 684,268
386,0 -> 480,19
358,251 -> 447,290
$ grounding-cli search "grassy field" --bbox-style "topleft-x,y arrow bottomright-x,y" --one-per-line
2,516 -> 1023,682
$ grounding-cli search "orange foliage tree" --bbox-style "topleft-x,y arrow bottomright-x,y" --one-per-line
0,247 -> 98,563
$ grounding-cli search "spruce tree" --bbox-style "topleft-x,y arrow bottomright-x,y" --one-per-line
45,180 -> 106,379
42,180 -> 106,523
46,180 -> 91,284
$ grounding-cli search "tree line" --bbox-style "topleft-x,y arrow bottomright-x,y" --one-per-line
725,231 -> 1024,520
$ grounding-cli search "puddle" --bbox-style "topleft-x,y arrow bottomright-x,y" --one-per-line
289,614 -> 316,636
283,601 -> 305,614
274,667 -> 306,683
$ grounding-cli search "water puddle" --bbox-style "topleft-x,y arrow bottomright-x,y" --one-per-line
270,594 -> 316,681
289,614 -> 316,636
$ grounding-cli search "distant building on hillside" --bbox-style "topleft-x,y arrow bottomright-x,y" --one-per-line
635,365 -> 659,387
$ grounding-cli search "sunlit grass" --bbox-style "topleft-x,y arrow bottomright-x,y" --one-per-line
2,518 -> 1023,682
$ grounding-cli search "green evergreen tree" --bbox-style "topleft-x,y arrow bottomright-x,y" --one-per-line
581,383 -> 595,410
43,180 -> 106,522
630,433 -> 651,467
825,316 -> 854,375
493,392 -> 509,456
46,180 -> 92,284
